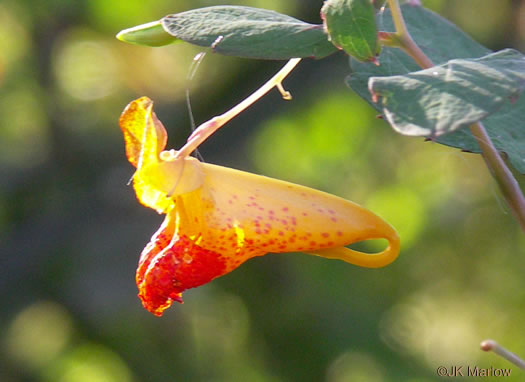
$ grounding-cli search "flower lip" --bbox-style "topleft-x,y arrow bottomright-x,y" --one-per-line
137,220 -> 228,316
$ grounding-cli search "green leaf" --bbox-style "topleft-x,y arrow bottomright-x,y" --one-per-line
369,49 -> 525,136
347,4 -> 525,173
321,0 -> 379,62
116,21 -> 178,47
161,6 -> 337,60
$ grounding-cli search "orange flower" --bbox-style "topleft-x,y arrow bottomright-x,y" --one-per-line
120,97 -> 400,316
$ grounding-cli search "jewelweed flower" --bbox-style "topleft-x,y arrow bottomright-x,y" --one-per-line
120,97 -> 400,316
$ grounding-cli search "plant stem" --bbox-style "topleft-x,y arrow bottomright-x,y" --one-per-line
386,0 -> 525,232
175,58 -> 301,159
470,122 -> 525,232
387,0 -> 432,69
481,340 -> 525,369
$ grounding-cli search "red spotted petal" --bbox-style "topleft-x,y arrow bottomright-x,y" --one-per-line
137,216 -> 227,316
136,211 -> 175,287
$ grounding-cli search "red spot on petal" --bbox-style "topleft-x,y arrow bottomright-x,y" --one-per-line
282,207 -> 289,212
321,232 -> 330,238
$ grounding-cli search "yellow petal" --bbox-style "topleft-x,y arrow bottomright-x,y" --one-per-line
198,163 -> 400,266
131,174 -> 175,214
120,97 -> 175,213
147,156 -> 400,268
119,97 -> 167,169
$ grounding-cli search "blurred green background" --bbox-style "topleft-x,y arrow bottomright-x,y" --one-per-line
1,0 -> 525,381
